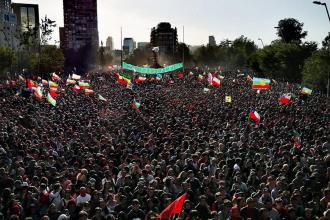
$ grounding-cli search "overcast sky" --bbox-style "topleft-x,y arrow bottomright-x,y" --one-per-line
13,0 -> 330,49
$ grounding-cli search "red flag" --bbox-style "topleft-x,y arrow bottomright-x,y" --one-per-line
158,193 -> 187,219
279,93 -> 291,105
177,73 -> 184,79
49,88 -> 60,97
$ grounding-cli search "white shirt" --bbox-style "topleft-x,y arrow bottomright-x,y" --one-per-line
76,194 -> 91,206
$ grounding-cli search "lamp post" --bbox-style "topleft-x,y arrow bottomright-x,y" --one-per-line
258,38 -> 265,47
313,1 -> 330,97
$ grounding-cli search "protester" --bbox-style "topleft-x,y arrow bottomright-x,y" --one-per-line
0,69 -> 329,220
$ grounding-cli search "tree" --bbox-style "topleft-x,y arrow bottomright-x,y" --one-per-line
30,45 -> 64,77
176,43 -> 194,67
0,47 -> 16,77
303,49 -> 330,92
40,15 -> 56,46
276,18 -> 307,44
252,41 -> 316,82
322,32 -> 330,49
125,47 -> 153,66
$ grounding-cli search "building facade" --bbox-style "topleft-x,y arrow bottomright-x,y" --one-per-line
0,0 -> 17,50
105,36 -> 113,53
209,35 -> 216,46
62,0 -> 99,73
150,22 -> 178,57
123,37 -> 135,55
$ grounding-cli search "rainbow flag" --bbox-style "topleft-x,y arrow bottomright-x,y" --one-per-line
47,93 -> 56,106
49,80 -> 59,89
301,87 -> 312,95
117,74 -> 131,85
197,74 -> 204,81
42,79 -> 48,85
252,77 -> 271,89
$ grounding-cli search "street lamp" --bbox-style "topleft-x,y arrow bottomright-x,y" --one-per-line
258,38 -> 265,47
313,1 -> 330,97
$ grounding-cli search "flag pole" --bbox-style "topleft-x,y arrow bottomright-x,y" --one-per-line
182,25 -> 185,72
121,27 -> 123,68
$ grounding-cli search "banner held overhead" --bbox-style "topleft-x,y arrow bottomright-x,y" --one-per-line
122,62 -> 183,74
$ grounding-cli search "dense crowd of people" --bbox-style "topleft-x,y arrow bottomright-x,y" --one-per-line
0,69 -> 329,220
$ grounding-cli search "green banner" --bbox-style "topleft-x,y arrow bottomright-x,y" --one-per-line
122,62 -> 183,74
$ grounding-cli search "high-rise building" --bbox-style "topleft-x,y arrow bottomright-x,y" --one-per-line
123,37 -> 135,54
63,0 -> 99,73
137,42 -> 149,49
150,22 -> 178,57
0,0 -> 17,49
12,3 -> 39,34
209,35 -> 216,46
106,36 -> 113,51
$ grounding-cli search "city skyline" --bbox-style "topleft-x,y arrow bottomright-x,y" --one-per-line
13,0 -> 330,49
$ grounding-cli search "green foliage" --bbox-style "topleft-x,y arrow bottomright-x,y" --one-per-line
0,47 -> 16,76
193,36 -> 257,68
30,46 -> 64,75
125,47 -> 153,66
276,18 -> 307,43
322,33 -> 330,49
251,41 -> 317,82
303,49 -> 330,92
40,15 -> 57,45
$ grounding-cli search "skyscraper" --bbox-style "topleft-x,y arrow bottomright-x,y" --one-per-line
123,38 -> 135,54
209,35 -> 216,46
63,0 -> 99,73
106,36 -> 113,51
150,22 -> 178,57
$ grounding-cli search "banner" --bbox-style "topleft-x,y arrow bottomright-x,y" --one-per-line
122,62 -> 183,74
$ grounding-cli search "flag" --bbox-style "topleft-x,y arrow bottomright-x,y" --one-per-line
49,88 -> 60,97
72,85 -> 81,91
127,83 -> 133,90
51,72 -> 61,81
133,99 -> 141,111
98,94 -> 107,101
117,74 -> 131,85
19,75 -> 26,83
134,76 -> 146,83
78,82 -> 90,89
42,79 -> 48,85
247,75 -> 253,82
49,81 -> 59,89
158,193 -> 187,219
279,93 -> 291,105
27,79 -> 37,90
34,87 -> 43,99
212,77 -> 221,88
207,73 -> 213,84
84,89 -> 94,95
203,88 -> 210,93
177,73 -> 184,79
252,77 -> 270,89
47,93 -> 56,107
225,96 -> 232,103
219,75 -> 225,80
72,73 -> 81,80
188,72 -> 194,77
256,89 -> 260,95
301,87 -> 312,95
66,79 -> 76,85
249,111 -> 261,124
197,74 -> 204,81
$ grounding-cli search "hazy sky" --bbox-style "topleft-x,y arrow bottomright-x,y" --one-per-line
13,0 -> 329,49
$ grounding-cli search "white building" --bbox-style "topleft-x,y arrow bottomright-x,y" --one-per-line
0,0 -> 18,50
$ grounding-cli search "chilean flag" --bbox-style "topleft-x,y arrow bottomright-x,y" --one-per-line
279,93 -> 291,105
212,77 -> 221,88
249,111 -> 261,124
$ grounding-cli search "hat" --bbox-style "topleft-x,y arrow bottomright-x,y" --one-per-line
246,197 -> 253,203
58,214 -> 69,220
132,199 -> 139,204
